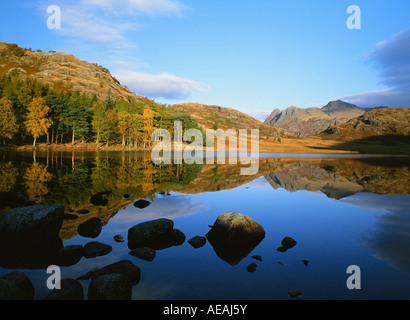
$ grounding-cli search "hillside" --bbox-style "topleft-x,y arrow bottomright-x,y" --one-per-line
171,102 -> 294,138
0,41 -> 148,103
321,107 -> 410,137
264,100 -> 365,137
318,107 -> 410,154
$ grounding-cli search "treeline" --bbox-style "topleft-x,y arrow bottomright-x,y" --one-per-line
0,72 -> 202,148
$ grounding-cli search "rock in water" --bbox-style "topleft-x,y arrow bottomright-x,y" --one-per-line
208,212 -> 265,242
44,278 -> 84,300
0,204 -> 64,268
133,199 -> 151,209
0,271 -> 35,300
83,241 -> 112,258
88,273 -> 132,300
79,260 -> 141,286
277,236 -> 297,252
129,247 -> 156,262
77,217 -> 102,238
188,236 -> 207,248
206,213 -> 265,266
0,204 -> 64,244
127,218 -> 185,250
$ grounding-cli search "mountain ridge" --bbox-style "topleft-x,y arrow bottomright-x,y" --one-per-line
264,100 -> 366,137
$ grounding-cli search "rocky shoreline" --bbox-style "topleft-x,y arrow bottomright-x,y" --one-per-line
0,201 -> 268,300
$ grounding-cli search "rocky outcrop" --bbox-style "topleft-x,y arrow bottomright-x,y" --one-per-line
320,107 -> 410,137
0,41 -> 145,103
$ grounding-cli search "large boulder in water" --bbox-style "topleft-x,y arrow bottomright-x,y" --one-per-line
206,212 -> 265,266
0,204 -> 64,268
0,204 -> 64,244
127,218 -> 185,250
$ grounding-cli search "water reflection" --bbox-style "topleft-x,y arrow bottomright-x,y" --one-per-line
0,150 -> 409,299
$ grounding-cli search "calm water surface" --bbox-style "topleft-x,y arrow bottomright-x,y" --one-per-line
0,151 -> 409,300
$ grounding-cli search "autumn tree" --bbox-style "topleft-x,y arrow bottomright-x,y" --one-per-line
104,109 -> 118,146
118,110 -> 133,147
0,97 -> 19,145
24,97 -> 51,147
142,104 -> 156,149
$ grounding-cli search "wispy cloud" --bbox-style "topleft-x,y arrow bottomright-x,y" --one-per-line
113,69 -> 211,100
47,0 -> 187,46
341,27 -> 410,108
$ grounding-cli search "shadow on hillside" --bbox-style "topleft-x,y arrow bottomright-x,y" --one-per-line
313,134 -> 410,155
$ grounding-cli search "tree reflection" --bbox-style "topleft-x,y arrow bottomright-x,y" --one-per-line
23,162 -> 52,200
0,161 -> 17,192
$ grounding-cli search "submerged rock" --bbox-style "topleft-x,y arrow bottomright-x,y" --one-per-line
114,234 -> 125,242
206,213 -> 265,266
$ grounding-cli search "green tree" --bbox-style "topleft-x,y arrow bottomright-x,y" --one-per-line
0,97 -> 19,145
66,99 -> 92,145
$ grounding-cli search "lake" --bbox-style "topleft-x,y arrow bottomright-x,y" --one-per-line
0,150 -> 409,300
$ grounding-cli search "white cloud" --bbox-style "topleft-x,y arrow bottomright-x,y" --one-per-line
113,69 -> 211,100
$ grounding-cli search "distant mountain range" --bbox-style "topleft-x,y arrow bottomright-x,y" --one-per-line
264,100 -> 368,137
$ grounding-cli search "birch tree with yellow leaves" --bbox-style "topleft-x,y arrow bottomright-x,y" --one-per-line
24,97 -> 52,147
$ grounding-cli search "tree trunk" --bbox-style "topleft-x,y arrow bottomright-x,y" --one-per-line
72,127 -> 75,145
33,137 -> 37,147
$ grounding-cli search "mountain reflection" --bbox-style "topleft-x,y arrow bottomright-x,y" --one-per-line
0,151 -> 409,243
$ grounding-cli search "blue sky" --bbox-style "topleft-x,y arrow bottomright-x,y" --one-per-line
1,0 -> 410,120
